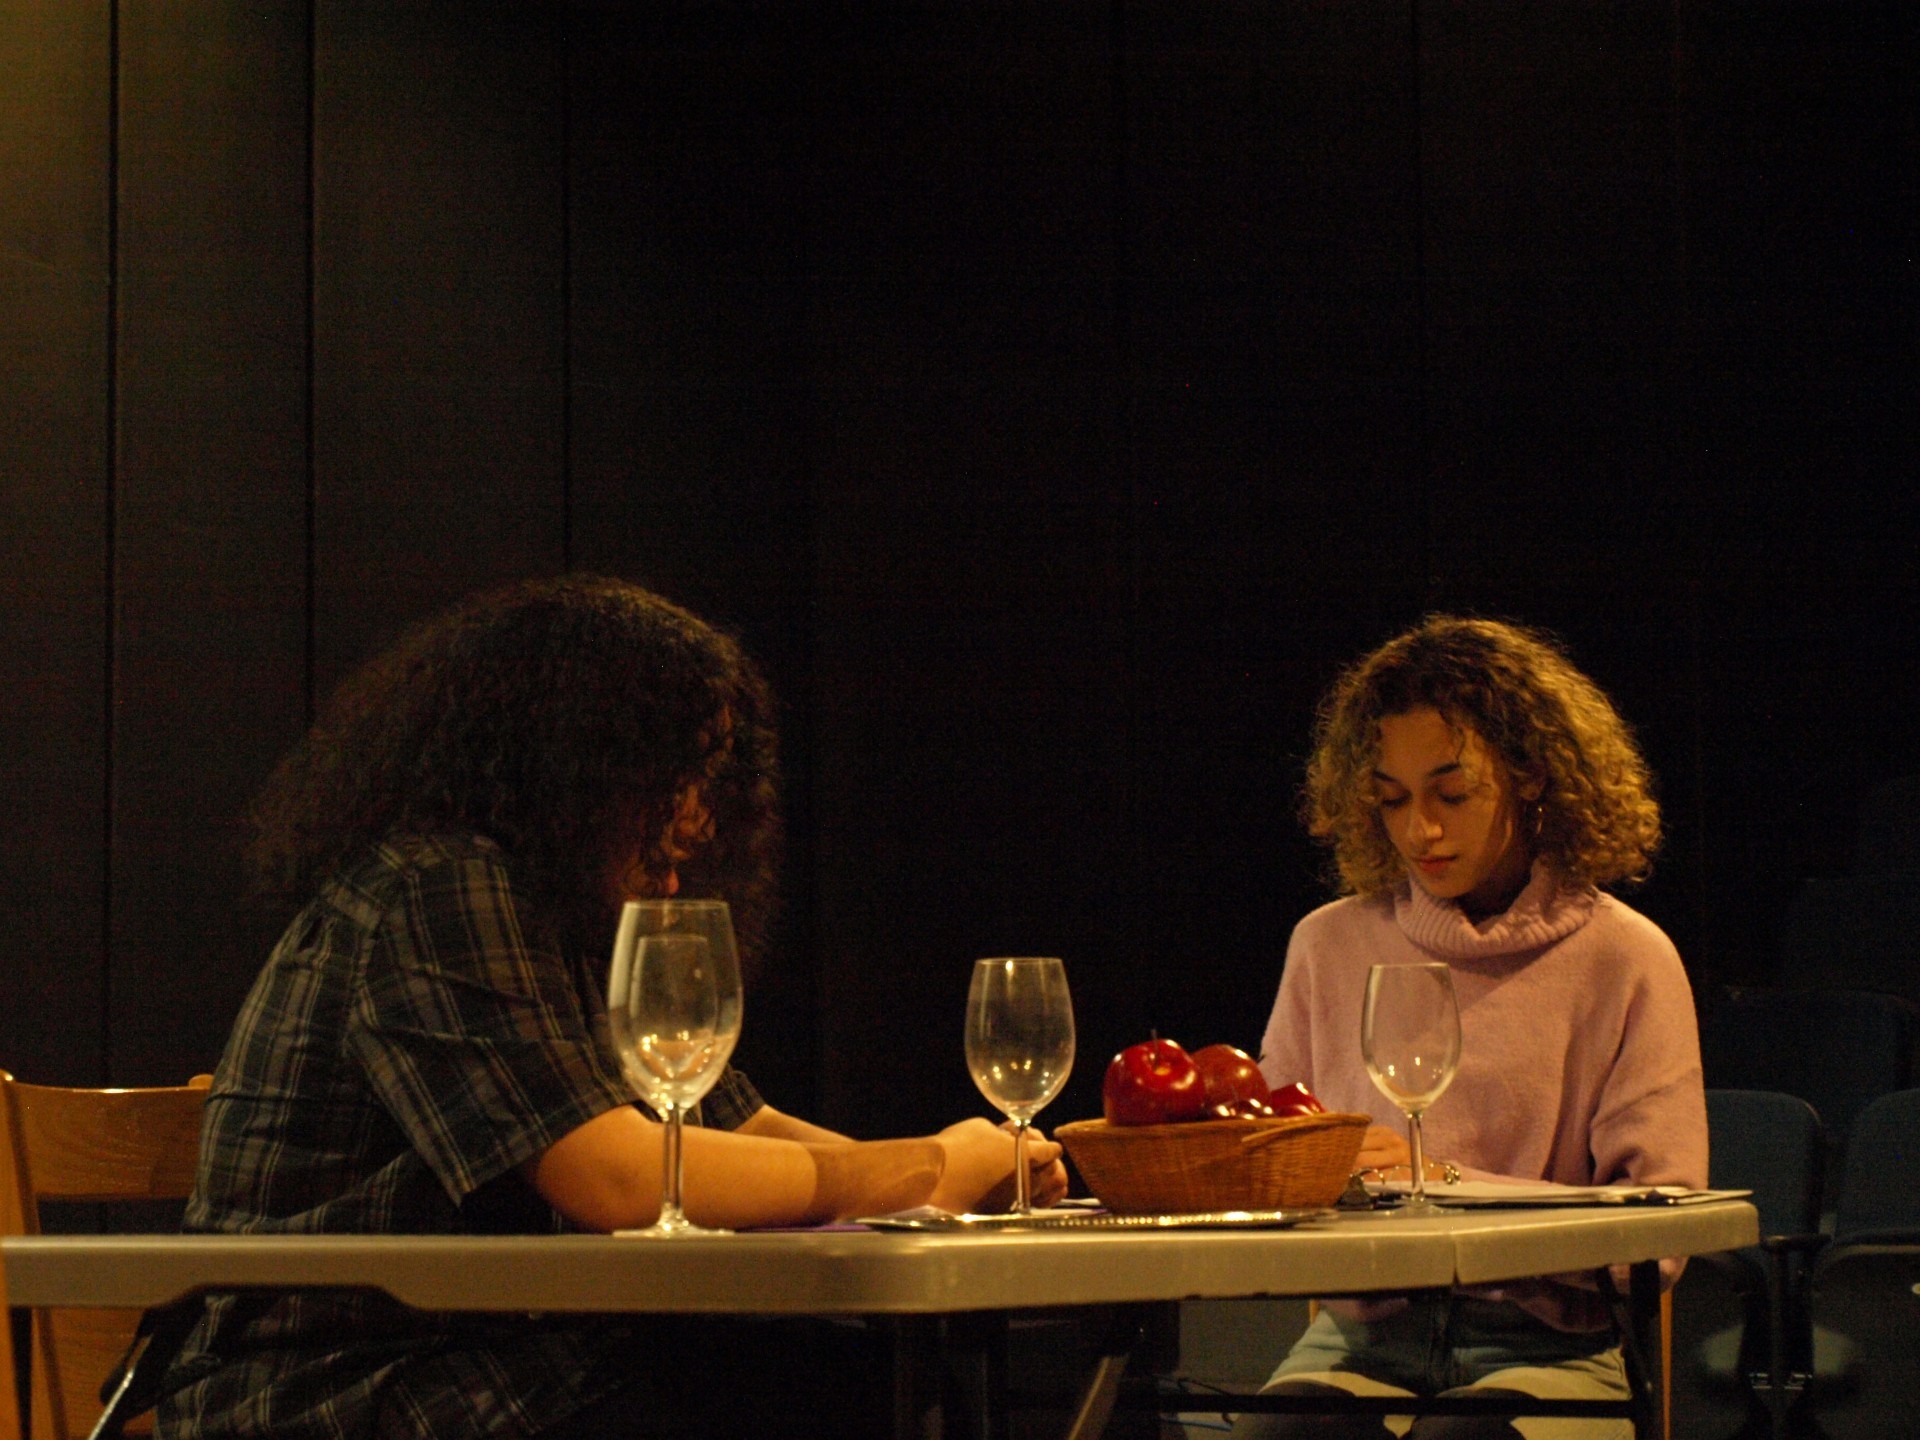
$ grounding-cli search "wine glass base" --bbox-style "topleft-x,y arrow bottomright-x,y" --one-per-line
1386,1195 -> 1450,1217
615,1219 -> 735,1238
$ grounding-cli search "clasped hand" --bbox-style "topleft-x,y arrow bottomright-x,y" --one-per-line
929,1117 -> 1069,1213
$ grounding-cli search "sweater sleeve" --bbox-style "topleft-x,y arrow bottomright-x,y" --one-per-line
1257,926 -> 1316,1096
1587,918 -> 1709,1189
1475,908 -> 1709,1328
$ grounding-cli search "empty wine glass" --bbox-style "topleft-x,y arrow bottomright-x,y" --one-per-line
607,899 -> 743,1236
1361,962 -> 1461,1214
965,956 -> 1075,1215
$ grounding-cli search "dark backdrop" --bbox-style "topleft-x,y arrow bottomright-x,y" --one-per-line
2,1 -> 1913,1140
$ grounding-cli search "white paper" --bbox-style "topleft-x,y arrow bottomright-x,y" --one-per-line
1370,1180 -> 1751,1207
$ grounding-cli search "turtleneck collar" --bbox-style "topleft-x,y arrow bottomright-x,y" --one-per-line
1391,859 -> 1597,960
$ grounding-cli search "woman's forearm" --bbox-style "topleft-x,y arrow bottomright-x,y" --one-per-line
736,1102 -> 857,1146
523,1104 -> 944,1231
805,1137 -> 945,1220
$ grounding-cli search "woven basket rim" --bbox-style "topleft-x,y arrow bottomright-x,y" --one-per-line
1055,1110 -> 1369,1214
1055,1111 -> 1370,1139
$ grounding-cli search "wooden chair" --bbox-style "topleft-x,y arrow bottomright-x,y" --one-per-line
0,1070 -> 210,1440
3,1228 -> 22,1440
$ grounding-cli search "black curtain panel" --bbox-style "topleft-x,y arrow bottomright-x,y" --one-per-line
0,2 -> 1911,1138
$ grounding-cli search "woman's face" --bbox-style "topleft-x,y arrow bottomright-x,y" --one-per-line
1372,707 -> 1533,920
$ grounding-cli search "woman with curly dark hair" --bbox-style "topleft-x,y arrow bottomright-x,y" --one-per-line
245,572 -> 786,966
158,575 -> 1059,1440
1236,616 -> 1706,1440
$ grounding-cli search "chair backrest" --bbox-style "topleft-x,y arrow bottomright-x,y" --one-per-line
1830,1087 -> 1920,1243
1705,1088 -> 1824,1240
1698,986 -> 1917,1156
0,1070 -> 210,1440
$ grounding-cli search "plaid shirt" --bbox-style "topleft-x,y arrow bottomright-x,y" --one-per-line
156,833 -> 763,1440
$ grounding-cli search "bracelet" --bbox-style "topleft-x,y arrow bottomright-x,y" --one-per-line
1358,1161 -> 1461,1185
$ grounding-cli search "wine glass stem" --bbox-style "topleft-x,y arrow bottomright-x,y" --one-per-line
1405,1110 -> 1428,1206
660,1105 -> 688,1228
1011,1118 -> 1032,1215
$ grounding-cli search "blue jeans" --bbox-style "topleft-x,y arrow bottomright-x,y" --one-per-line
1227,1295 -> 1632,1440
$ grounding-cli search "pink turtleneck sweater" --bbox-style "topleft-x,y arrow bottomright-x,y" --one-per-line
1259,862 -> 1707,1331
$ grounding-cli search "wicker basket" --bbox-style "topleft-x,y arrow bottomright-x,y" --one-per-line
1055,1111 -> 1370,1213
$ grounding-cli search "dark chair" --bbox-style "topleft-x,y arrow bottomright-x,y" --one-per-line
1801,1088 -> 1920,1439
1697,986 -> 1917,1211
1669,1090 -> 1825,1440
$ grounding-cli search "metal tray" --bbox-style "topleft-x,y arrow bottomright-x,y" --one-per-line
856,1206 -> 1333,1231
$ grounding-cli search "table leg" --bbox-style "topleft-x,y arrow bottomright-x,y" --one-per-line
2,1243 -> 21,1440
1061,1306 -> 1148,1440
943,1311 -> 1011,1440
1589,1263 -> 1664,1440
883,1312 -> 1014,1440
889,1315 -> 942,1440
1765,1254 -> 1791,1440
1628,1259 -> 1661,1440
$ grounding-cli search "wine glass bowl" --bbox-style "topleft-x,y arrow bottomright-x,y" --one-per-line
965,956 -> 1075,1214
1361,962 -> 1461,1213
613,933 -> 730,1104
607,900 -> 743,1236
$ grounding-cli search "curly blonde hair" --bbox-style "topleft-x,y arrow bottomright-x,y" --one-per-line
1303,616 -> 1661,896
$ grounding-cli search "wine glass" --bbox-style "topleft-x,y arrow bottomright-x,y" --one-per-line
965,956 -> 1075,1215
607,899 -> 743,1236
1361,962 -> 1461,1214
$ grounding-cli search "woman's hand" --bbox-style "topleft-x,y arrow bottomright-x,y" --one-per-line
1357,1124 -> 1412,1171
981,1122 -> 1070,1210
1355,1123 -> 1457,1185
929,1118 -> 1064,1214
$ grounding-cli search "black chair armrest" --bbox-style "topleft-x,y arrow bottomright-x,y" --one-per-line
1759,1230 -> 1826,1258
1820,1228 -> 1920,1251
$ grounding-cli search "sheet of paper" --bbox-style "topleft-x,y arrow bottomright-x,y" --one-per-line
1370,1181 -> 1752,1207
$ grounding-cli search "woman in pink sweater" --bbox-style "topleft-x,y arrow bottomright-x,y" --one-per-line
1237,616 -> 1707,1440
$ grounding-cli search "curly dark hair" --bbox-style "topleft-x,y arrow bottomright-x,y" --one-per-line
247,574 -> 781,965
1303,615 -> 1661,896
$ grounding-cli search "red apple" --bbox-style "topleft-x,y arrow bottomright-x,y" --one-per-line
1192,1044 -> 1275,1119
1102,1037 -> 1208,1126
1269,1080 -> 1327,1118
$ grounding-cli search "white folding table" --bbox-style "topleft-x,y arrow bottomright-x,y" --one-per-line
1,1200 -> 1757,1439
